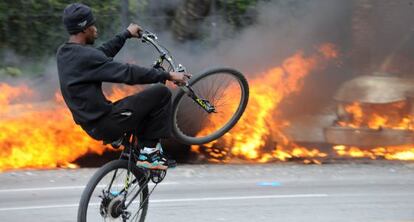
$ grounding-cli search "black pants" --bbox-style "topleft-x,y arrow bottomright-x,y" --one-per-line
82,84 -> 172,142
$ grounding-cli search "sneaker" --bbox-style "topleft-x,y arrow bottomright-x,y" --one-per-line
136,143 -> 168,170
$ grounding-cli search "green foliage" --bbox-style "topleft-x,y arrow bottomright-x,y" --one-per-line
0,0 -> 120,60
218,0 -> 259,27
0,0 -> 263,68
0,66 -> 22,77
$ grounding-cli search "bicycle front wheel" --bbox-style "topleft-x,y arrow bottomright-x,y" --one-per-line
77,160 -> 149,222
172,68 -> 249,145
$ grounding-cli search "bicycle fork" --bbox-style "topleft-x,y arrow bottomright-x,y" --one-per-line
181,85 -> 216,113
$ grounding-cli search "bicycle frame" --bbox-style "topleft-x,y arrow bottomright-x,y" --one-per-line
141,31 -> 216,114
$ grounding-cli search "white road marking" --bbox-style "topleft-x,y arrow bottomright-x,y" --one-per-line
0,194 -> 328,211
150,194 -> 329,203
0,182 -> 178,193
0,186 -> 86,193
0,204 -> 79,211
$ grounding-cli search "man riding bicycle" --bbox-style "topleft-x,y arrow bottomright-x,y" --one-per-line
56,3 -> 190,170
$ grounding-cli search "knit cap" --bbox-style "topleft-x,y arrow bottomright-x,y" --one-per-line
63,3 -> 95,34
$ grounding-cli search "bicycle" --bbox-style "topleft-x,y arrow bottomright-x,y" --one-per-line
77,30 -> 249,221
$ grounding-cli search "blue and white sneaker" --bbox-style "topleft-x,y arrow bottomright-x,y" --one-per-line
136,143 -> 169,170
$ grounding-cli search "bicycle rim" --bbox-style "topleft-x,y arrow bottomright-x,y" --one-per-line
79,160 -> 149,222
172,68 -> 249,145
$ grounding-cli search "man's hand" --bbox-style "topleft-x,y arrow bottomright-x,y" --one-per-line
127,23 -> 143,38
169,72 -> 192,85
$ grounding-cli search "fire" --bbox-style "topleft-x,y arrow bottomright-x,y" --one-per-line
1,41 -> 412,171
192,43 -> 338,163
193,43 -> 414,162
334,101 -> 414,160
0,83 -> 139,172
0,83 -> 33,115
338,101 -> 413,130
334,145 -> 414,161
0,83 -> 32,105
105,85 -> 142,102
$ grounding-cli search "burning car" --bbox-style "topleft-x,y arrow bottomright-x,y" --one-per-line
324,72 -> 414,159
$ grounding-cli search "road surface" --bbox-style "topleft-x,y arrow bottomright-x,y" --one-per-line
0,162 -> 413,222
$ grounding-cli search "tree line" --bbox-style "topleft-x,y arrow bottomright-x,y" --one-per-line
0,0 -> 261,76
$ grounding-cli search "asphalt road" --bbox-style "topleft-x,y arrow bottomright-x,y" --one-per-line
0,162 -> 413,222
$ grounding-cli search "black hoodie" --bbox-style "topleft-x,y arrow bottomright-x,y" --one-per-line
56,30 -> 170,125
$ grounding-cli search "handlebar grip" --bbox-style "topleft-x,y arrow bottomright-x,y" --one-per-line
138,30 -> 143,38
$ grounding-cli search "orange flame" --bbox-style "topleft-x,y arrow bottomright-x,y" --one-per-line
0,83 -> 33,115
338,102 -> 413,130
333,145 -> 414,161
105,85 -> 142,102
0,83 -> 140,172
192,43 -> 338,163
335,101 -> 414,160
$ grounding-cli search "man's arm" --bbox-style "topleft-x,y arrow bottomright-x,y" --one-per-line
81,54 -> 191,85
97,30 -> 131,58
83,54 -> 170,84
97,24 -> 142,58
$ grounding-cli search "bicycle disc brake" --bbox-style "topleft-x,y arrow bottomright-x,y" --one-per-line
107,195 -> 127,219
99,190 -> 130,220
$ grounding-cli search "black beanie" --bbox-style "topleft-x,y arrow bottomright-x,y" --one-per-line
63,3 -> 96,34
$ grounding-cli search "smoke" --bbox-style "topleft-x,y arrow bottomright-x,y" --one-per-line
5,0 -> 414,101
127,0 -> 351,74
5,1 -> 412,124
117,0 -> 352,118
0,0 -> 354,123
0,0 -> 352,125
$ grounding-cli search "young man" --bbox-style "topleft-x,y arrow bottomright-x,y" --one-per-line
57,3 -> 190,170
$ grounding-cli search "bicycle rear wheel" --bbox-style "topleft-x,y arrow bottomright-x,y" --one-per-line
172,68 -> 249,145
77,160 -> 149,222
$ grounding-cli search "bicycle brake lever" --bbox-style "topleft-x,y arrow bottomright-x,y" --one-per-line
144,31 -> 157,39
176,64 -> 186,73
140,30 -> 158,42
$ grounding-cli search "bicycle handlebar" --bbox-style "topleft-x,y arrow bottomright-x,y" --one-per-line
138,30 -> 186,73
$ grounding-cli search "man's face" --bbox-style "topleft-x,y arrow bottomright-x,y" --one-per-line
84,25 -> 98,45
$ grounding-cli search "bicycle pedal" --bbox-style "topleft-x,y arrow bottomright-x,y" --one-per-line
150,169 -> 167,184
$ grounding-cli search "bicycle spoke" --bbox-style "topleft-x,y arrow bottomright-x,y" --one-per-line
130,206 -> 141,222
129,182 -> 157,222
103,170 -> 123,191
208,75 -> 229,102
107,169 -> 119,191
125,178 -> 149,208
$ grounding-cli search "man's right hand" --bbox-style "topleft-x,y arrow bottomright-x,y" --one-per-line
169,72 -> 192,85
127,23 -> 143,38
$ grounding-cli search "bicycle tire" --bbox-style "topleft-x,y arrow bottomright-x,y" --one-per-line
172,68 -> 249,145
77,160 -> 149,222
